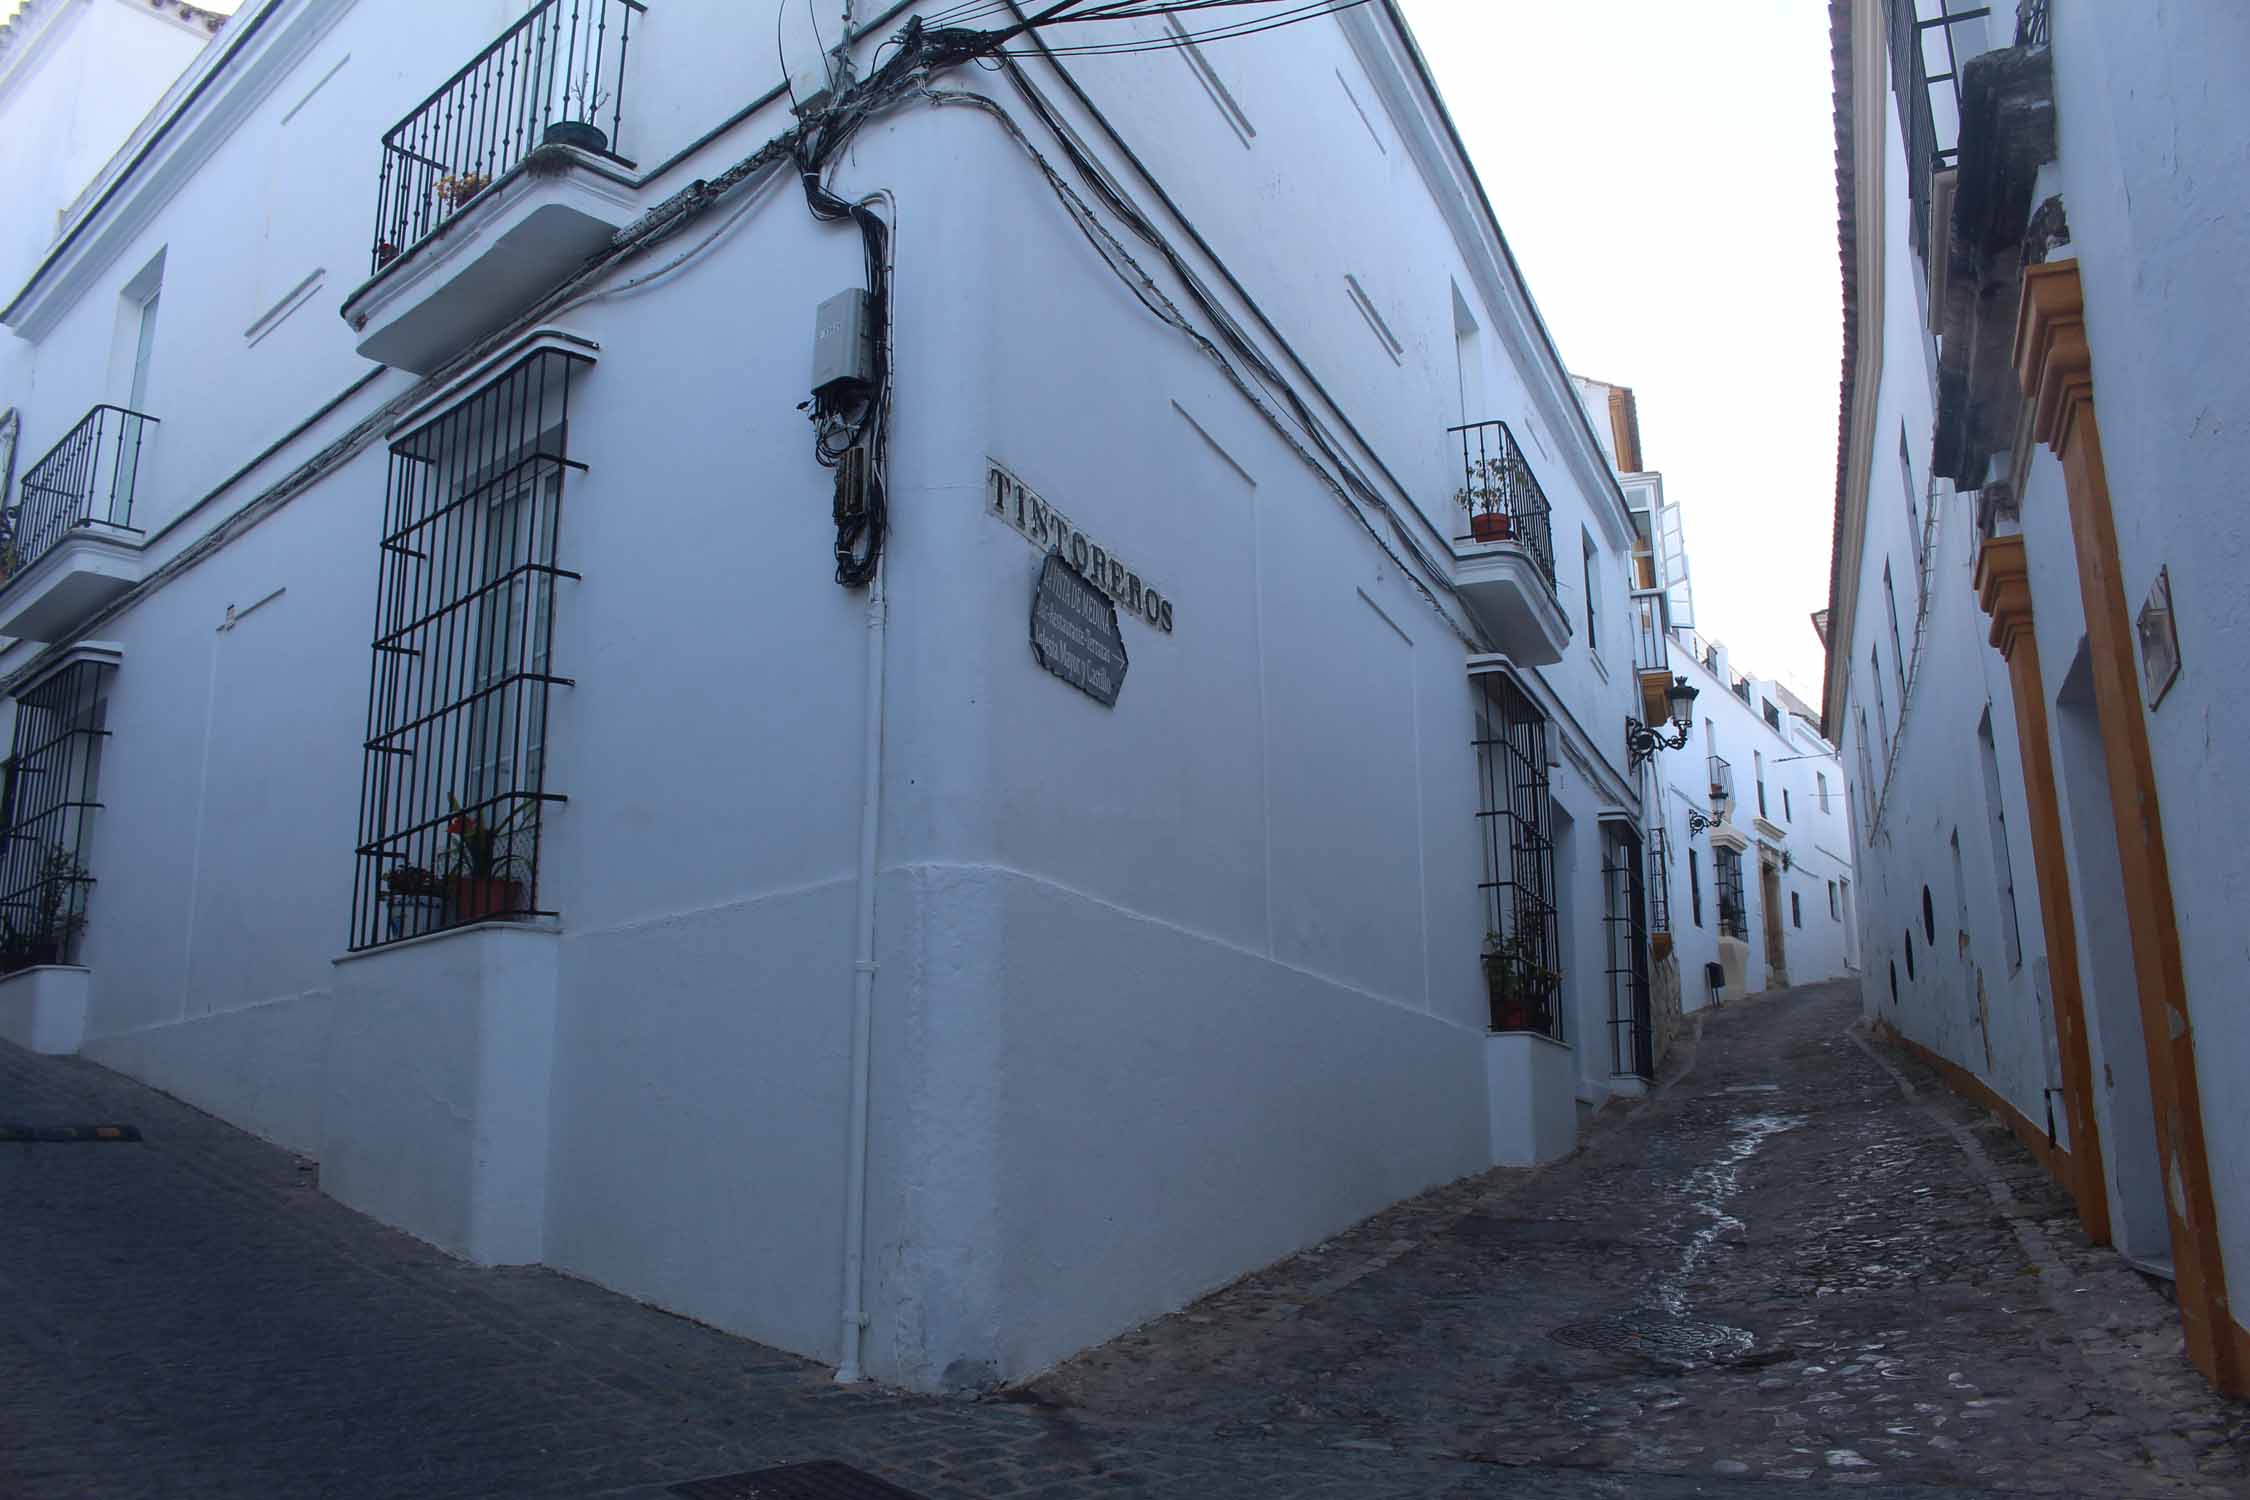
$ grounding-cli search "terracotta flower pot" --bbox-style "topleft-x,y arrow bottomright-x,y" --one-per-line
447,876 -> 525,925
1469,511 -> 1515,543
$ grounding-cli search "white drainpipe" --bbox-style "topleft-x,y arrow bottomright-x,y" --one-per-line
836,562 -> 884,1383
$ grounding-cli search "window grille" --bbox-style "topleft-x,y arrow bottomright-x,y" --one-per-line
351,347 -> 587,950
1645,824 -> 1671,935
1689,846 -> 1703,928
1601,822 -> 1653,1080
1472,671 -> 1560,1039
1791,890 -> 1803,929
1714,845 -> 1747,941
0,659 -> 111,972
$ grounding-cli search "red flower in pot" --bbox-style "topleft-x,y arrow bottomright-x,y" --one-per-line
443,795 -> 531,924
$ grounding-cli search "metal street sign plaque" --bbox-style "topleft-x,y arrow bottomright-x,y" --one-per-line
1030,550 -> 1128,707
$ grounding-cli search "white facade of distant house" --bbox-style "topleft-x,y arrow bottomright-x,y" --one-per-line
1828,0 -> 2250,1391
0,0 -> 1660,1391
1568,375 -> 1855,1031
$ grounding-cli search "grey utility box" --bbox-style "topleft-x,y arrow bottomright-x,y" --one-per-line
811,288 -> 875,402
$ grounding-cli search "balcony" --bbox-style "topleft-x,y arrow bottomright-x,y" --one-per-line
0,405 -> 155,642
1447,419 -> 1568,666
1707,753 -> 1734,816
1630,588 -> 1671,722
343,0 -> 646,374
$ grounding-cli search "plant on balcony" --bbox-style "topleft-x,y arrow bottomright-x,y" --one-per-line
435,171 -> 492,209
542,81 -> 611,152
374,240 -> 401,270
0,848 -> 88,975
382,863 -> 445,941
1456,456 -> 1517,543
1482,924 -> 1562,1034
443,795 -> 531,924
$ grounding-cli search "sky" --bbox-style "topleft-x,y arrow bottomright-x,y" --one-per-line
1400,0 -> 1841,700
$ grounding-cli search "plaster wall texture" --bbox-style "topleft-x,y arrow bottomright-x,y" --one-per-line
2028,2 -> 2250,1300
0,0 -> 1650,1390
1829,63 -> 2067,1162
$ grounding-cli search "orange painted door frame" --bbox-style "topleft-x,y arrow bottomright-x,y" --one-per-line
1972,532 -> 2108,1245
2015,259 -> 2241,1392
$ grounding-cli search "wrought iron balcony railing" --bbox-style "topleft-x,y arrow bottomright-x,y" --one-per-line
1708,753 -> 1734,810
1447,418 -> 1556,587
370,0 -> 645,275
1630,589 -> 1669,677
6,405 -> 157,584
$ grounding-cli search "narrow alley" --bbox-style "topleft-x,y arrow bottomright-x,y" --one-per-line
4,981 -> 2241,1499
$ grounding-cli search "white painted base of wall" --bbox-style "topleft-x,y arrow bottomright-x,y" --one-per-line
1484,1030 -> 1578,1166
324,923 -> 560,1265
0,965 -> 90,1054
1717,936 -> 1751,1003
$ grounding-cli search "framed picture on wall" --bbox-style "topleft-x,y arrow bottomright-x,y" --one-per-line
2136,565 -> 2181,711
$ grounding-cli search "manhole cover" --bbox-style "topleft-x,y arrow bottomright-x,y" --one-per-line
1550,1314 -> 1754,1362
0,1124 -> 141,1143
671,1460 -> 928,1499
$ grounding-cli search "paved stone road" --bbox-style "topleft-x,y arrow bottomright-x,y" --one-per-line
1,978 -> 2241,1498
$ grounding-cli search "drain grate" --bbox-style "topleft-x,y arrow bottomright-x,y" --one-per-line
1550,1314 -> 1754,1363
0,1124 -> 141,1143
670,1460 -> 929,1499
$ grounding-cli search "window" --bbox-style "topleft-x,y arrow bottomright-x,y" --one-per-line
1714,846 -> 1747,940
1602,821 -> 1653,1080
1783,787 -> 1792,823
1884,561 -> 1908,703
1689,847 -> 1703,927
1581,531 -> 1600,657
352,347 -> 587,949
1828,880 -> 1840,919
1900,426 -> 1921,571
1977,706 -> 2025,969
1762,699 -> 1781,731
1472,672 -> 1561,1038
1791,890 -> 1802,928
1754,750 -> 1767,819
1817,771 -> 1829,812
1646,825 -> 1671,934
1870,647 -> 1890,769
0,658 -> 112,973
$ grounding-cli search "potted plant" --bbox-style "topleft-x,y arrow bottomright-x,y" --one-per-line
443,796 -> 530,924
1482,925 -> 1562,1034
1456,455 -> 1517,543
435,170 -> 491,209
374,240 -> 401,270
0,848 -> 89,975
382,863 -> 445,940
1651,931 -> 1674,962
542,81 -> 611,152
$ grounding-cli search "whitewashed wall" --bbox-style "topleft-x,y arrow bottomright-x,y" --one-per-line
2027,1 -> 2250,1300
0,0 -> 1646,1390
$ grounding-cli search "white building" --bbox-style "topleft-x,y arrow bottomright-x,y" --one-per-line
1573,375 -> 1856,1052
1826,0 -> 2250,1392
0,0 -> 1667,1390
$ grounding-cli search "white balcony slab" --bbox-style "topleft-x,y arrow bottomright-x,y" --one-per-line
1454,542 -> 1570,666
1485,1027 -> 1577,1166
344,158 -> 636,376
0,530 -> 141,643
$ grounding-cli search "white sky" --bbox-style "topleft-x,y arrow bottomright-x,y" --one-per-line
1400,0 -> 1841,699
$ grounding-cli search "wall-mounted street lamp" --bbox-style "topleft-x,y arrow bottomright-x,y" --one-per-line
1625,676 -> 1700,771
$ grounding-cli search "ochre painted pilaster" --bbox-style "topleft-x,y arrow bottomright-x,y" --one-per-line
2014,259 -> 2241,1392
1972,532 -> 2108,1243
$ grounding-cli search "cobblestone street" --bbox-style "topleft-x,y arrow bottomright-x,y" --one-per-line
4,979 -> 2244,1498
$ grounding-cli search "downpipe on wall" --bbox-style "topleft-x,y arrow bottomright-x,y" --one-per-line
836,563 -> 885,1384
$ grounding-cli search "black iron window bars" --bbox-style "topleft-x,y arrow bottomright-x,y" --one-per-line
371,0 -> 645,275
1645,824 -> 1672,936
1448,419 -> 1556,587
1473,671 -> 1562,1039
0,660 -> 111,974
1715,844 -> 1748,942
6,406 -> 156,584
351,347 -> 588,951
1601,822 -> 1653,1081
